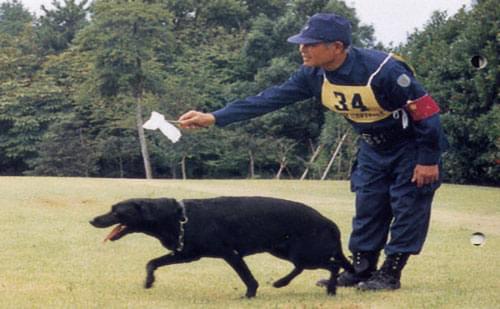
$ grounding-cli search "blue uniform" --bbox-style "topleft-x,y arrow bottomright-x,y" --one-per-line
212,47 -> 448,255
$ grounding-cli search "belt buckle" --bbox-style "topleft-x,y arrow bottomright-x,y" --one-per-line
361,133 -> 387,146
361,133 -> 375,145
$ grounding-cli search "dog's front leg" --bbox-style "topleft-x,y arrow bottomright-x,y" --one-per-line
145,253 -> 199,289
223,252 -> 259,298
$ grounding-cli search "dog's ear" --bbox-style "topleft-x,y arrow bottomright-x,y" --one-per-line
154,198 -> 183,220
134,198 -> 178,222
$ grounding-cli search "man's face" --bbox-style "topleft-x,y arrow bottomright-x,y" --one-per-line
299,42 -> 344,69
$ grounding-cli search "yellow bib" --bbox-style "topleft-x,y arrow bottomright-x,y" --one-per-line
321,54 -> 393,123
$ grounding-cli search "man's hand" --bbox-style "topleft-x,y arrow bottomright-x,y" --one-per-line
411,164 -> 439,188
178,111 -> 216,129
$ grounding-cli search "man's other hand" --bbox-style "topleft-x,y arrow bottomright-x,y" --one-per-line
411,164 -> 439,188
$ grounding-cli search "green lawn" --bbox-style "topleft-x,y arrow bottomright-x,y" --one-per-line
0,177 -> 499,308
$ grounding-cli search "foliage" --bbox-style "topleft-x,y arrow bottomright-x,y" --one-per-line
0,0 -> 32,36
76,0 -> 173,98
0,0 -> 496,184
400,0 -> 499,185
73,0 -> 176,178
0,16 -> 65,174
35,0 -> 89,55
26,117 -> 98,176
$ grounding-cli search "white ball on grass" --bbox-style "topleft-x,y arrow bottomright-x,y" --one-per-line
470,232 -> 486,246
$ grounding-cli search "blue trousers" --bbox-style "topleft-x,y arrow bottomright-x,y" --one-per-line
349,141 -> 441,255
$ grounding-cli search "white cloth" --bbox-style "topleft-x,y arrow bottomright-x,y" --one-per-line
142,111 -> 181,143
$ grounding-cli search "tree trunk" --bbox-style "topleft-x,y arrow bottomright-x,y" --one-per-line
275,156 -> 287,179
248,150 -> 255,179
136,102 -> 152,179
321,132 -> 348,180
300,144 -> 323,180
181,155 -> 187,180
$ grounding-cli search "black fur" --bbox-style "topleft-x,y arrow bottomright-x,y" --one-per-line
90,196 -> 353,298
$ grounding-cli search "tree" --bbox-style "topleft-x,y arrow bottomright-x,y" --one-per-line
35,0 -> 89,55
0,0 -> 32,36
26,117 -> 98,176
23,37 -> 113,176
75,0 -> 174,179
0,13 -> 67,174
400,0 -> 499,184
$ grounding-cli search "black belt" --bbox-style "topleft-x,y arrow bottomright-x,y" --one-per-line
359,130 -> 412,149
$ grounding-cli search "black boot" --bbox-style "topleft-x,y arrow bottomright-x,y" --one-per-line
316,251 -> 379,288
357,253 -> 409,291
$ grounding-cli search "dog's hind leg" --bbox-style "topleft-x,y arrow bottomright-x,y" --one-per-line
223,252 -> 259,298
145,253 -> 199,289
273,266 -> 303,288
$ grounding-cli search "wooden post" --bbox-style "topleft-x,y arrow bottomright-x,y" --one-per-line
321,132 -> 348,180
300,144 -> 323,180
275,156 -> 287,179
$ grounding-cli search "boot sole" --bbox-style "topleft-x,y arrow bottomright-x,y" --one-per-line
357,282 -> 401,291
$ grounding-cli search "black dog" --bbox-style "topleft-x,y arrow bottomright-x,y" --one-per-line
90,196 -> 353,298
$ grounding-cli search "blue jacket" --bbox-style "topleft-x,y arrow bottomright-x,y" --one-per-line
212,47 -> 447,165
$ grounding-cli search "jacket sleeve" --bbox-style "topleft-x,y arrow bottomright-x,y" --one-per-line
412,114 -> 444,165
212,68 -> 314,127
382,60 -> 445,165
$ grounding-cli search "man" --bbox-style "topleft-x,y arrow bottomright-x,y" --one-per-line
178,13 -> 448,291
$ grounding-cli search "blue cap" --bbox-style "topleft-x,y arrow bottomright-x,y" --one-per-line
287,13 -> 352,46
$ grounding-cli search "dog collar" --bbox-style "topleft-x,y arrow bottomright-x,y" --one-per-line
176,200 -> 188,252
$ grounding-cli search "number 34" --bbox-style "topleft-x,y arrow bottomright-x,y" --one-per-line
334,92 -> 369,112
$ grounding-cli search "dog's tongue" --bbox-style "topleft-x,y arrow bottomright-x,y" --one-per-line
103,224 -> 125,243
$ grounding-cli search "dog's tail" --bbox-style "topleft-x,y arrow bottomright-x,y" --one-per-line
326,225 -> 355,273
332,251 -> 355,273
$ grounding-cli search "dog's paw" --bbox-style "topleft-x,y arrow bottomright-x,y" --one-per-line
326,286 -> 337,296
144,275 -> 155,289
245,290 -> 256,298
272,279 -> 289,288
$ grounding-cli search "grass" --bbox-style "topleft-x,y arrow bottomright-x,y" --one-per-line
0,177 -> 499,308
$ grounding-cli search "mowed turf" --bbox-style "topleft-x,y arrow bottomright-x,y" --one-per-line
0,177 -> 498,308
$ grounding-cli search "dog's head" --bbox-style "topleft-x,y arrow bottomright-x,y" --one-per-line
90,198 -> 181,242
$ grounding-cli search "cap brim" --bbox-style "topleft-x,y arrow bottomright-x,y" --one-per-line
287,34 -> 323,44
